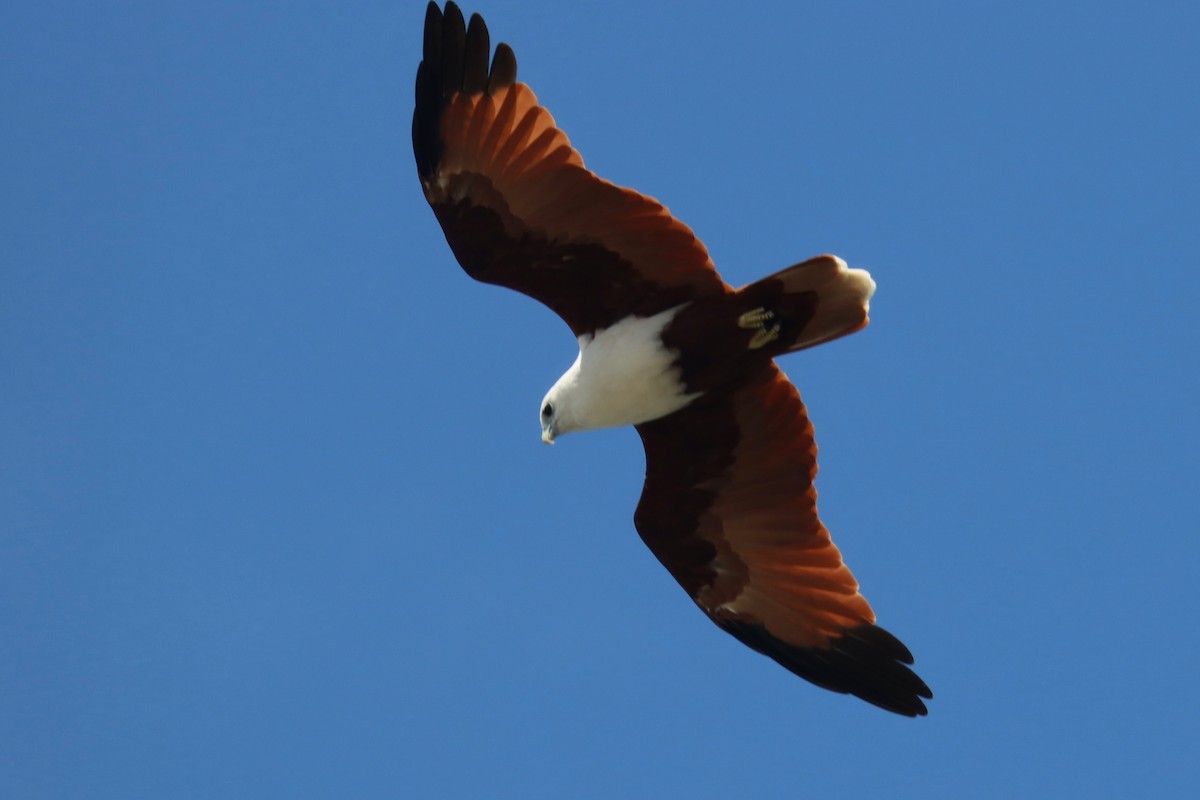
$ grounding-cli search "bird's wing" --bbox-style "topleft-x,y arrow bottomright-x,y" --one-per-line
634,365 -> 931,716
413,2 -> 730,337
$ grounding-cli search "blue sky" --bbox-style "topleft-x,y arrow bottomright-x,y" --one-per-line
3,0 -> 1198,797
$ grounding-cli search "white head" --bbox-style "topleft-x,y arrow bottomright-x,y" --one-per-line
539,354 -> 583,444
537,309 -> 701,444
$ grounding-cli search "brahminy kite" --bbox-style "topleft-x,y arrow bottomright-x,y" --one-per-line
413,2 -> 931,716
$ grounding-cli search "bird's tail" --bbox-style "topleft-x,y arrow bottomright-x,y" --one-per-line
735,255 -> 876,354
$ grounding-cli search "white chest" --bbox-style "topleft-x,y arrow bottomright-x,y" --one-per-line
552,306 -> 702,432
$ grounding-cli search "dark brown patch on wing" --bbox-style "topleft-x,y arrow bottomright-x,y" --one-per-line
634,366 -> 931,715
414,2 -> 730,336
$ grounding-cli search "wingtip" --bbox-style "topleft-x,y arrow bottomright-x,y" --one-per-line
413,3 -> 519,180
718,618 -> 932,717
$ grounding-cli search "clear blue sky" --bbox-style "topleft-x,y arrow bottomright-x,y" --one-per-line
3,1 -> 1198,797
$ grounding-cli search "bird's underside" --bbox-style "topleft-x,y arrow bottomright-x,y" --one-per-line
414,2 -> 931,716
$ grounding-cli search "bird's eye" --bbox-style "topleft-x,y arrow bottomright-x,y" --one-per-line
542,403 -> 553,419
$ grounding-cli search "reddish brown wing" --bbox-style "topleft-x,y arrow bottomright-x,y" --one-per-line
413,2 -> 730,336
635,365 -> 931,716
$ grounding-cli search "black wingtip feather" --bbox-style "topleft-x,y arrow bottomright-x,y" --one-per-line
422,2 -> 442,63
488,42 -> 518,91
719,619 -> 932,717
463,14 -> 490,93
413,3 -> 519,180
845,623 -> 916,664
440,3 -> 466,97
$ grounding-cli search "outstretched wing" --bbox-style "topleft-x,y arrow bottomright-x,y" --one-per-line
413,2 -> 730,336
634,366 -> 931,716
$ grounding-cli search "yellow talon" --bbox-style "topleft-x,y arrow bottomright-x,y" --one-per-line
737,308 -> 775,329
739,307 -> 781,349
748,327 -> 781,349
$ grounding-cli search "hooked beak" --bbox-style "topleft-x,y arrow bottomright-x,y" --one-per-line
541,426 -> 556,445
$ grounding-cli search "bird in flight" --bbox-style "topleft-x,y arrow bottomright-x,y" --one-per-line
413,2 -> 931,716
